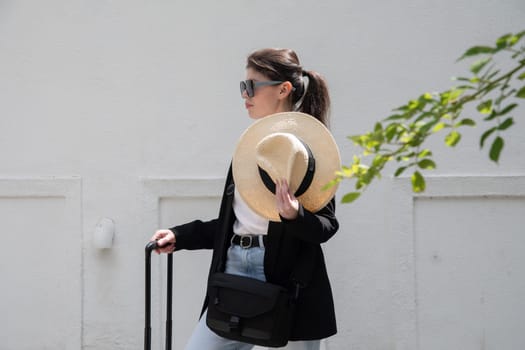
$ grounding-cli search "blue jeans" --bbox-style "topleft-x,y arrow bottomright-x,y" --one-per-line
184,243 -> 321,350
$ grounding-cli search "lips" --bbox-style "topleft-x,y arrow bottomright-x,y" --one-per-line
245,102 -> 253,109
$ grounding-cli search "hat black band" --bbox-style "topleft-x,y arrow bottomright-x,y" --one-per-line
257,140 -> 316,197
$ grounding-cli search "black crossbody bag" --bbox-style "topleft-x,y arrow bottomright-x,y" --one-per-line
206,271 -> 297,347
206,248 -> 313,348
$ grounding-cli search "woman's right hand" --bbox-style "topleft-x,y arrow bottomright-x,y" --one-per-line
150,229 -> 176,254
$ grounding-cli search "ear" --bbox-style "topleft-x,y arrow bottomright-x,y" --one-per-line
278,81 -> 294,100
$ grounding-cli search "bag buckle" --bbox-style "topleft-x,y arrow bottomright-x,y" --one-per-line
240,235 -> 252,249
229,315 -> 241,332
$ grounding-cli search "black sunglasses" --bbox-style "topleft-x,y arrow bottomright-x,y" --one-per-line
240,80 -> 283,97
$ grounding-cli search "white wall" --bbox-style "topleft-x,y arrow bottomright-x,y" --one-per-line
1,1 -> 524,349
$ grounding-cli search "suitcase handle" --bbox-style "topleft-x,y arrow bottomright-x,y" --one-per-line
145,241 -> 173,350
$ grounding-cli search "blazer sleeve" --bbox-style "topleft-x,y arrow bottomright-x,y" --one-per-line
170,218 -> 217,251
278,197 -> 339,244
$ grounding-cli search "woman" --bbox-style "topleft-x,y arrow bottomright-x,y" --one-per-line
151,48 -> 339,350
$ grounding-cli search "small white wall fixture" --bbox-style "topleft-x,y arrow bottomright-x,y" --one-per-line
93,217 -> 115,249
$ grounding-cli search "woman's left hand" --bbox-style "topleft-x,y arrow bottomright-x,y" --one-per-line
276,179 -> 299,220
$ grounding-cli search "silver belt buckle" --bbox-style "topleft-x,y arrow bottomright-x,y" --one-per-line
240,235 -> 252,249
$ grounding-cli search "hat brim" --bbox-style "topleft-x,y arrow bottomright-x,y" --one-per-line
232,112 -> 341,221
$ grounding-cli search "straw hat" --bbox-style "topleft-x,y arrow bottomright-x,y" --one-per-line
232,112 -> 341,221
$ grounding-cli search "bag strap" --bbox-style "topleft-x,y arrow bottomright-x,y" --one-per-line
215,165 -> 235,272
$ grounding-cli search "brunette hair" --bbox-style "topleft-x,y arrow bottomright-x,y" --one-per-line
246,48 -> 331,126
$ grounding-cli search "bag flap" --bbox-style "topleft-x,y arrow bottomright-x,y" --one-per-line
208,273 -> 288,318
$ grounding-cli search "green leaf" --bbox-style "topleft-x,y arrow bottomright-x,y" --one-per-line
494,31 -> 525,49
322,178 -> 341,190
470,76 -> 480,83
455,118 -> 476,127
411,171 -> 426,193
385,114 -> 406,121
408,99 -> 421,111
418,159 -> 436,170
477,100 -> 493,114
418,149 -> 432,158
455,84 -> 475,90
445,130 -> 461,147
508,30 -> 525,46
449,88 -> 464,102
480,127 -> 497,148
489,136 -> 504,163
374,122 -> 383,133
338,165 -> 353,177
498,103 -> 518,116
518,72 -> 525,80
408,135 -> 425,148
394,166 -> 408,177
349,135 -> 364,145
433,122 -> 447,132
516,86 -> 525,98
372,155 -> 387,167
393,104 -> 409,113
470,57 -> 492,74
498,117 -> 514,131
413,111 -> 434,124
419,118 -> 440,135
483,110 -> 498,121
397,152 -> 415,162
421,92 -> 434,101
341,192 -> 361,203
440,91 -> 451,105
458,46 -> 495,60
385,124 -> 399,142
496,33 -> 513,49
453,76 -> 473,82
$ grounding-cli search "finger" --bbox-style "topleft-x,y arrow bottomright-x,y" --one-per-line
276,180 -> 286,207
277,181 -> 289,215
158,245 -> 174,254
151,233 -> 162,254
279,179 -> 287,200
282,179 -> 295,199
279,180 -> 291,204
155,242 -> 174,254
157,237 -> 173,248
281,178 -> 288,192
151,230 -> 166,241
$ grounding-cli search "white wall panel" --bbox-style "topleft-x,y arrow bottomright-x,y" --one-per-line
390,176 -> 525,350
0,178 -> 82,350
142,178 -> 223,350
415,196 -> 525,349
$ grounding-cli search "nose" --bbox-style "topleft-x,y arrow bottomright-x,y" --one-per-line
241,89 -> 249,99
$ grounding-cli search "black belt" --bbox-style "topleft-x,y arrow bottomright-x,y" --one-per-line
231,234 -> 266,249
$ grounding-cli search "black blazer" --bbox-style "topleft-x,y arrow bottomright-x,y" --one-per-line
171,166 -> 339,341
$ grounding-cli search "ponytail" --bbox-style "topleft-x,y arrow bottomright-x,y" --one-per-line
296,70 -> 330,127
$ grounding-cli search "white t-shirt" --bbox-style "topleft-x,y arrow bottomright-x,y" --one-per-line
232,187 -> 269,235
